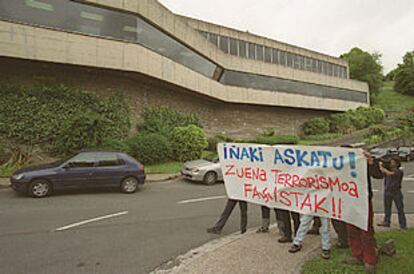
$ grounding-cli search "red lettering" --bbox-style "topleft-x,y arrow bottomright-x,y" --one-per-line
245,167 -> 252,179
314,194 -> 329,214
348,181 -> 359,198
291,191 -> 303,208
300,194 -> 312,211
279,191 -> 292,206
244,183 -> 253,198
225,164 -> 235,176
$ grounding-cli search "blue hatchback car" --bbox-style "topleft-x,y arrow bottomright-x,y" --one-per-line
11,151 -> 146,198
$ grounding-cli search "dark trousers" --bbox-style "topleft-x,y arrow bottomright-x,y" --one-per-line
213,199 -> 247,231
384,190 -> 407,228
260,206 -> 277,219
347,201 -> 377,265
311,217 -> 348,245
276,209 -> 300,238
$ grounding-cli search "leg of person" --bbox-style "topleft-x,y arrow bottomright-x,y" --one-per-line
277,209 -> 292,242
393,191 -> 407,229
360,201 -> 378,271
275,209 -> 285,235
207,199 -> 237,234
332,219 -> 349,248
289,214 -> 313,253
239,201 -> 248,234
257,206 -> 270,233
378,192 -> 392,227
291,211 -> 300,236
320,217 -> 331,259
308,217 -> 321,235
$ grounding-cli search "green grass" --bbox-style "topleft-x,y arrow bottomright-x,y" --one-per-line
145,161 -> 182,174
298,133 -> 343,145
302,229 -> 414,274
0,165 -> 16,177
373,81 -> 414,113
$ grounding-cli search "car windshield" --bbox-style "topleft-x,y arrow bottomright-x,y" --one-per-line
399,147 -> 410,152
52,154 -> 77,166
202,155 -> 219,163
371,149 -> 385,154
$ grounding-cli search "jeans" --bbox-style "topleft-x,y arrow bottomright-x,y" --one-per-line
276,209 -> 300,238
293,214 -> 330,250
384,190 -> 407,229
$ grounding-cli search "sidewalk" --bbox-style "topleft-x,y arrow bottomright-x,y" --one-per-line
153,214 -> 414,274
0,173 -> 181,189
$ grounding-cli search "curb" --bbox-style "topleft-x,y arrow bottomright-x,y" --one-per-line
146,173 -> 182,183
0,177 -> 10,189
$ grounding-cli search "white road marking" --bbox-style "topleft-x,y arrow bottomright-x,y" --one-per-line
178,195 -> 227,204
404,178 -> 414,182
55,211 -> 128,232
408,191 -> 414,194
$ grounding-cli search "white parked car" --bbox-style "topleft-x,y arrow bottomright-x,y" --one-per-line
181,156 -> 223,185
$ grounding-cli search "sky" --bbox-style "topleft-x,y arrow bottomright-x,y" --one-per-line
158,0 -> 414,73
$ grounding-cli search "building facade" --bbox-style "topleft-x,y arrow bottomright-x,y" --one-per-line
0,0 -> 370,137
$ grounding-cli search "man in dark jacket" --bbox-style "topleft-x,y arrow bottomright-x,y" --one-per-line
377,157 -> 407,229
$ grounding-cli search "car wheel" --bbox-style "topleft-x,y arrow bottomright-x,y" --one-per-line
203,171 -> 218,185
120,176 -> 139,193
28,179 -> 51,198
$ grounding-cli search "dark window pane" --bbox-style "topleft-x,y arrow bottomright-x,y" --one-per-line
220,70 -> 368,103
199,31 -> 208,39
265,47 -> 272,63
248,43 -> 256,59
286,53 -> 294,67
229,37 -> 238,55
256,45 -> 264,61
220,36 -> 229,53
272,48 -> 279,64
239,41 -> 247,58
279,51 -> 287,66
305,57 -> 312,71
321,62 -> 326,74
299,55 -> 305,70
67,153 -> 96,168
208,33 -> 219,47
311,59 -> 318,72
97,153 -> 124,167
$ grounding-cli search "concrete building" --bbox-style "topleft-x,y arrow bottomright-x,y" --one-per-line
0,0 -> 369,137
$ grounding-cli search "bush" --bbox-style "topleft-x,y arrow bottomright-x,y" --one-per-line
302,118 -> 330,135
365,125 -> 388,139
207,135 -> 236,152
139,106 -> 202,137
255,135 -> 299,145
171,125 -> 208,162
328,113 -> 356,134
101,139 -> 130,153
127,133 -> 172,164
0,83 -> 130,155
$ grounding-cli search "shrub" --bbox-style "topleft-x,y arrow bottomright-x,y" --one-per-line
171,125 -> 208,162
328,113 -> 356,134
139,106 -> 202,137
0,83 -> 130,155
127,133 -> 172,164
365,125 -> 388,139
207,135 -> 236,151
101,139 -> 130,153
302,118 -> 330,135
255,135 -> 299,145
356,107 -> 385,125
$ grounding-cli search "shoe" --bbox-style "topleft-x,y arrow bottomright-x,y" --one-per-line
307,228 -> 320,235
288,244 -> 302,253
206,227 -> 221,234
365,263 -> 376,274
336,242 -> 349,249
241,228 -> 247,234
256,227 -> 269,233
321,249 -> 331,259
377,222 -> 390,227
278,236 -> 293,243
342,257 -> 364,266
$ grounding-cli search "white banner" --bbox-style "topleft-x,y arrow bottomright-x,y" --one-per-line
218,143 -> 369,231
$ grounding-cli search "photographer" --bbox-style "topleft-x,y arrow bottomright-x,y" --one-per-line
377,157 -> 407,230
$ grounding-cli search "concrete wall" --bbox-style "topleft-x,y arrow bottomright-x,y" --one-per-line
0,57 -> 331,138
0,20 -> 367,112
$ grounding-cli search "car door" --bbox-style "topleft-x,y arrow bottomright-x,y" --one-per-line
93,152 -> 127,186
58,152 -> 98,188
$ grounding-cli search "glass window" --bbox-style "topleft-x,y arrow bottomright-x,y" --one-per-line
239,41 -> 247,58
299,55 -> 305,70
320,61 -> 326,74
97,153 -> 125,167
279,51 -> 287,66
25,0 -> 54,11
229,37 -> 238,56
265,47 -> 272,63
326,63 -> 333,76
199,31 -> 208,39
272,48 -> 279,64
311,59 -> 318,72
248,43 -> 256,59
219,36 -> 229,53
305,57 -> 312,71
286,53 -> 294,67
208,33 -> 219,47
66,153 -> 97,168
256,45 -> 264,61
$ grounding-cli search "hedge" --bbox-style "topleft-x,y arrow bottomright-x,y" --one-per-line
171,125 -> 208,162
127,132 -> 172,164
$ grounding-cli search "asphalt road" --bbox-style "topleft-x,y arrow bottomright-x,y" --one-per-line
0,161 -> 413,274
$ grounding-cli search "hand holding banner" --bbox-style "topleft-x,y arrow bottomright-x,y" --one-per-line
218,143 -> 369,231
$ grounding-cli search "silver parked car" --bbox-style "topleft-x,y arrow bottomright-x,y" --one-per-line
181,156 -> 223,185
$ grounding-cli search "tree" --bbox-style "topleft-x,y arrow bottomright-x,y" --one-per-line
394,51 -> 414,96
340,48 -> 383,96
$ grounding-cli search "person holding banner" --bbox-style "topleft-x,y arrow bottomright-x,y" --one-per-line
288,214 -> 331,259
343,150 -> 382,274
206,199 -> 248,234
